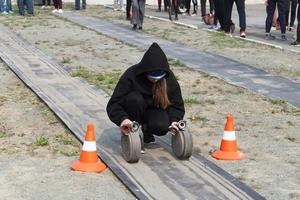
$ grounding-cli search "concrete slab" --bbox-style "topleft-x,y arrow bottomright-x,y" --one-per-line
60,11 -> 300,108
0,24 -> 265,199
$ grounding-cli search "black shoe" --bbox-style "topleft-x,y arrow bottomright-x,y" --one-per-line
143,134 -> 155,144
138,26 -> 142,30
291,40 -> 300,46
132,24 -> 137,30
265,33 -> 275,40
281,34 -> 287,41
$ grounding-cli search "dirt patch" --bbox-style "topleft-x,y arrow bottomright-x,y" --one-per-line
0,6 -> 300,200
0,62 -> 134,199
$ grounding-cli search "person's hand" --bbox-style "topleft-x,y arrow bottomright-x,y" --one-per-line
120,119 -> 133,135
169,121 -> 179,132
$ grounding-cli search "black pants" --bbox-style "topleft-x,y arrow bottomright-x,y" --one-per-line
200,0 -> 214,16
185,0 -> 191,12
125,91 -> 170,137
212,0 -> 225,28
42,0 -> 51,6
266,0 -> 286,33
297,0 -> 300,41
224,0 -> 246,32
126,0 -> 132,18
285,0 -> 298,26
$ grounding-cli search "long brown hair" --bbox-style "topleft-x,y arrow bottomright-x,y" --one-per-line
153,78 -> 170,109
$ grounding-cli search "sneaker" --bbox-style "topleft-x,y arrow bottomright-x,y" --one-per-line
2,11 -> 8,15
240,31 -> 246,38
52,9 -> 58,13
41,5 -> 46,9
224,32 -> 232,37
58,9 -> 63,14
8,10 -> 14,14
281,34 -> 287,41
138,26 -> 142,30
291,40 -> 300,46
265,33 -> 275,40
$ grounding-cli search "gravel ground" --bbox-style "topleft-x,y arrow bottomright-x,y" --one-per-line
0,5 -> 300,200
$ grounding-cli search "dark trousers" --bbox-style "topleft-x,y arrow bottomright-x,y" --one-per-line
185,0 -> 191,12
53,0 -> 62,9
224,0 -> 246,32
285,0 -> 297,26
17,0 -> 34,15
125,91 -> 170,137
297,0 -> 300,40
213,0 -> 225,29
42,0 -> 51,6
126,0 -> 132,18
200,0 -> 214,16
266,0 -> 286,33
75,0 -> 86,10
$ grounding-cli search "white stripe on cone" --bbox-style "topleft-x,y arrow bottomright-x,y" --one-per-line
223,131 -> 236,141
82,141 -> 97,151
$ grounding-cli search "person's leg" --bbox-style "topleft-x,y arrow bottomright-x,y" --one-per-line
6,0 -> 12,12
126,0 -> 132,19
75,0 -> 80,10
209,0 -> 214,13
26,0 -> 33,14
124,91 -> 147,124
17,0 -> 24,15
266,0 -> 276,33
0,0 -> 4,12
58,0 -> 62,9
289,0 -> 297,26
138,0 -> 145,28
236,0 -> 246,32
185,0 -> 191,14
277,0 -> 287,34
158,0 -> 162,10
224,0 -> 234,32
192,0 -> 197,14
131,0 -> 139,27
285,0 -> 291,26
82,0 -> 86,9
143,108 -> 170,142
297,0 -> 300,40
200,0 -> 205,16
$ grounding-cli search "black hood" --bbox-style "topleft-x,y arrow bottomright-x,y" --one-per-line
136,42 -> 171,75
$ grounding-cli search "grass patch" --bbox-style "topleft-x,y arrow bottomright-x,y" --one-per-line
285,136 -> 296,142
61,151 -> 79,157
204,99 -> 215,105
71,68 -> 122,94
184,96 -> 200,105
34,137 -> 49,146
0,132 -> 6,138
270,99 -> 287,106
55,134 -> 78,146
193,146 -> 202,154
287,121 -> 295,126
210,32 -> 247,48
188,115 -> 208,122
168,58 -> 186,67
61,57 -> 72,64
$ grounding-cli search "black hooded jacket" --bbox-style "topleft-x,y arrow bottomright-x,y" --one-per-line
106,43 -> 185,126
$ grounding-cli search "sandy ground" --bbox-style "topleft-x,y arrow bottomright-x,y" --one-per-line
0,5 -> 300,200
0,61 -> 135,199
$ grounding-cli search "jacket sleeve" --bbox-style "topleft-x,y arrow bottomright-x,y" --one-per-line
106,73 -> 131,126
167,74 -> 185,122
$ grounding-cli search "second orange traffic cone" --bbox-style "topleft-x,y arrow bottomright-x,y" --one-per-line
71,124 -> 107,173
212,115 -> 245,160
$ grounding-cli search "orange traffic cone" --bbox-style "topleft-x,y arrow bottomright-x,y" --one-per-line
212,115 -> 245,160
71,124 -> 107,173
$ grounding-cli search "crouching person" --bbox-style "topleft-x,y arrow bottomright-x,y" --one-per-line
106,42 -> 185,144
